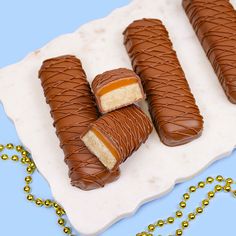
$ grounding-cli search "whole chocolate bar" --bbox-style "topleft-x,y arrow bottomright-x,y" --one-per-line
92,68 -> 145,113
183,0 -> 236,103
81,105 -> 152,171
39,55 -> 120,191
124,18 -> 203,146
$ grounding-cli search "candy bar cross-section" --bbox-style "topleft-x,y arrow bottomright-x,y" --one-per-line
81,105 -> 153,171
92,68 -> 145,113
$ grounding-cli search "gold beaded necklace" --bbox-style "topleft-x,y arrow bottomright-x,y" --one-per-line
0,143 -> 235,236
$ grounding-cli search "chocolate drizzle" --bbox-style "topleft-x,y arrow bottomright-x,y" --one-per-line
83,105 -> 153,168
39,55 -> 120,190
124,19 -> 203,146
183,0 -> 236,103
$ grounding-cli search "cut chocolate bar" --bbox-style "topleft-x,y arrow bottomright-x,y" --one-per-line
92,68 -> 145,113
124,18 -> 203,146
39,55 -> 120,191
81,105 -> 152,170
183,0 -> 236,103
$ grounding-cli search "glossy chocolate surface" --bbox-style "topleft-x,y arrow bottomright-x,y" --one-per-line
183,0 -> 236,103
124,19 -> 203,146
39,55 -> 120,191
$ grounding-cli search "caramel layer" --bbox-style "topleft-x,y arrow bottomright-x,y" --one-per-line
91,127 -> 120,162
97,77 -> 138,96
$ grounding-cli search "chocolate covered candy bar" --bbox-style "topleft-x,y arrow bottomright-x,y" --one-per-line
81,105 -> 152,171
124,19 -> 203,146
183,0 -> 236,103
92,68 -> 145,113
39,55 -> 120,191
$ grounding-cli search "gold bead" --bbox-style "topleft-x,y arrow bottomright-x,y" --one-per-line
188,213 -> 195,220
196,207 -> 203,214
176,211 -> 183,218
215,185 -> 222,192
140,232 -> 147,236
216,175 -> 224,182
1,154 -> 8,160
226,178 -> 233,185
56,209 -> 64,216
26,166 -> 33,174
183,193 -> 190,200
136,234 -> 142,236
44,199 -> 52,207
58,218 -> 65,226
21,157 -> 26,164
53,202 -> 59,209
208,191 -> 215,198
24,185 -> 31,193
21,150 -> 28,157
148,224 -> 155,232
176,229 -> 183,236
147,234 -> 153,236
206,177 -> 214,184
25,176 -> 32,184
11,155 -> 19,161
202,199 -> 209,206
167,217 -> 174,224
157,220 -> 164,227
0,144 -> 4,151
198,181 -> 205,188
25,157 -> 31,163
63,227 -> 71,234
29,162 -> 36,168
27,194 -> 34,201
189,186 -> 196,192
182,221 -> 189,228
179,201 -> 186,208
224,185 -> 231,192
61,208 -> 66,215
16,145 -> 23,152
6,143 -> 14,149
35,198 -> 43,206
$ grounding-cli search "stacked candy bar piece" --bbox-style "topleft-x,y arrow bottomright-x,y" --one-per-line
39,56 -> 152,190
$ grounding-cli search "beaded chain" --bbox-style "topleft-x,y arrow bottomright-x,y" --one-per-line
0,143 -> 75,236
0,143 -> 236,236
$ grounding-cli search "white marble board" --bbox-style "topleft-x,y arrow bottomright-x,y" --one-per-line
0,0 -> 236,235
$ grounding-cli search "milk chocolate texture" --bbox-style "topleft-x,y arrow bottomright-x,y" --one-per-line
81,105 -> 153,170
124,18 -> 204,146
183,0 -> 236,104
39,55 -> 120,191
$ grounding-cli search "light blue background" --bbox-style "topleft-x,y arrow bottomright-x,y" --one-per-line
0,1 -> 236,235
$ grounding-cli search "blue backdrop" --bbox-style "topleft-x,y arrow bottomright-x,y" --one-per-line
0,1 -> 235,235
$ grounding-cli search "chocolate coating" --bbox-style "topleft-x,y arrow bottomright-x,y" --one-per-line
124,18 -> 203,146
82,105 -> 153,169
38,55 -> 120,191
183,0 -> 236,103
92,68 -> 145,113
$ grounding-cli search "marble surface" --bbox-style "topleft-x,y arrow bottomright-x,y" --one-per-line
0,0 -> 236,235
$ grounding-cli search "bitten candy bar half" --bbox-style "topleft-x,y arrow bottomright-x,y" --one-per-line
124,18 -> 204,146
183,0 -> 236,103
81,105 -> 152,171
38,55 -> 120,191
92,68 -> 145,113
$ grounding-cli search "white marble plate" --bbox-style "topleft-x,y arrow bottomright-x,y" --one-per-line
0,0 -> 236,235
